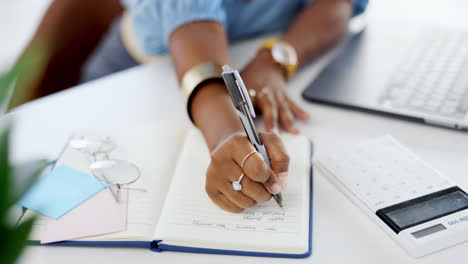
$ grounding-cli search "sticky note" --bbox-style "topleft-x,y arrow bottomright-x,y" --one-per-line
18,165 -> 106,219
40,187 -> 128,244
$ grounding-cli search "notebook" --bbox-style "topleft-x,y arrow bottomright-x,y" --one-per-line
24,121 -> 314,258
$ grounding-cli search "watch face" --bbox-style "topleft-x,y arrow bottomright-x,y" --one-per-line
271,43 -> 298,66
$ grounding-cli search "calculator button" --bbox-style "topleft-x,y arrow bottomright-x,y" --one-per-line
319,135 -> 452,212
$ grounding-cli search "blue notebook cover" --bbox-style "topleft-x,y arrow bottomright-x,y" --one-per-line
32,144 -> 314,258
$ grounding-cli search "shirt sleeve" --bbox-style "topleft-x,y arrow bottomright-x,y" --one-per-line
129,0 -> 227,55
303,0 -> 368,16
352,0 -> 369,16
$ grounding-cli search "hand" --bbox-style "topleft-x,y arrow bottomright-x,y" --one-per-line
241,50 -> 310,134
205,131 -> 290,213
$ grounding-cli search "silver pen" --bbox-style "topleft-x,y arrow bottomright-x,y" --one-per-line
221,65 -> 283,208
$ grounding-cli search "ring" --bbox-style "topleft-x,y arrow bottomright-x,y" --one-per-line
232,173 -> 244,191
248,89 -> 256,100
241,151 -> 257,168
257,87 -> 269,98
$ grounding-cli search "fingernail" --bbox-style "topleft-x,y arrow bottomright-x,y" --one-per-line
271,183 -> 281,194
291,128 -> 300,134
272,127 -> 279,134
257,152 -> 264,160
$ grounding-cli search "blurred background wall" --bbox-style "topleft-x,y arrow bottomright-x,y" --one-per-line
0,0 -> 51,74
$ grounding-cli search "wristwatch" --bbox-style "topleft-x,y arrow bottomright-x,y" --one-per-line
259,39 -> 298,80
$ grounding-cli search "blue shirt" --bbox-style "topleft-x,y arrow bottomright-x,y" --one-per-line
122,0 -> 368,55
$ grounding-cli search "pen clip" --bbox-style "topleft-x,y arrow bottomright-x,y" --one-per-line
233,70 -> 256,118
222,65 -> 261,144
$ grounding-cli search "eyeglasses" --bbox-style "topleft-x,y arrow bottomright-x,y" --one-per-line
69,135 -> 145,202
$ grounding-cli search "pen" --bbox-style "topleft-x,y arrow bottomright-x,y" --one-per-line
221,65 -> 283,208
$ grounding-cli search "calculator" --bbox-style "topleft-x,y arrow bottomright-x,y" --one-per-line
317,135 -> 468,257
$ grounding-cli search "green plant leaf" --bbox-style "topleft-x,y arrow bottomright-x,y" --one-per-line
0,217 -> 35,264
0,69 -> 18,114
0,124 -> 11,217
0,71 -> 13,109
0,46 -> 46,113
0,44 -> 48,264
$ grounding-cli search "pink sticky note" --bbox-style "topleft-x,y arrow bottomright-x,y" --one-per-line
40,188 -> 128,244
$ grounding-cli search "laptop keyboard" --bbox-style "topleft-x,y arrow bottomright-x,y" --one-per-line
380,30 -> 468,119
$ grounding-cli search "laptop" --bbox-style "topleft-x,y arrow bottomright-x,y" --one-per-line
302,21 -> 468,131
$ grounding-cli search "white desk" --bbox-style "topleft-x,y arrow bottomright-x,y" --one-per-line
6,0 -> 468,263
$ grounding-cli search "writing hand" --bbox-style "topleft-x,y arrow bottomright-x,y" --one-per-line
205,132 -> 290,212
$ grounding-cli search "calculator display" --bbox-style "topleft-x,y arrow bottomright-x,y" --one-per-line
377,187 -> 468,233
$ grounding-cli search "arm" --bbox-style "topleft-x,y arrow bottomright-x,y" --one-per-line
169,22 -> 289,212
241,0 -> 353,132
169,21 -> 238,150
282,0 -> 353,67
8,0 -> 122,109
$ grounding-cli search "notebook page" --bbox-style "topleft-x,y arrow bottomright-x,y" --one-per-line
27,121 -> 188,242
154,130 -> 311,254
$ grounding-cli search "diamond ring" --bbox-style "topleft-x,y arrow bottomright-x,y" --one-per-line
232,173 -> 245,191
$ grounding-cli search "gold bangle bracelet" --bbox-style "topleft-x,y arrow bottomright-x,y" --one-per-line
181,62 -> 224,123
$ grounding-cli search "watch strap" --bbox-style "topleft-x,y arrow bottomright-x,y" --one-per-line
259,39 -> 297,80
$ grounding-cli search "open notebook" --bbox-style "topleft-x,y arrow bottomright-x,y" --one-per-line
26,121 -> 313,258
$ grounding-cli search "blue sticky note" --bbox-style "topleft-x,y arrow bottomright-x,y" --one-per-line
18,165 -> 106,220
